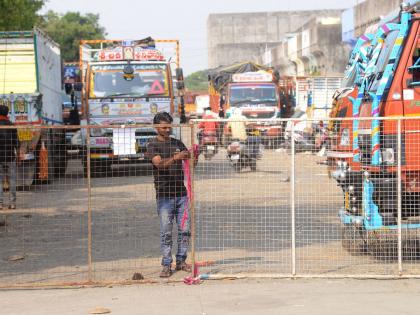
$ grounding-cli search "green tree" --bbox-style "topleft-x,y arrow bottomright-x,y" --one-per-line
0,0 -> 45,31
40,11 -> 106,61
185,70 -> 209,92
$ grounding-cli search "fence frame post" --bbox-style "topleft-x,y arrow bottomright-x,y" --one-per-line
86,128 -> 93,282
189,123 -> 196,276
397,118 -> 402,275
291,122 -> 296,277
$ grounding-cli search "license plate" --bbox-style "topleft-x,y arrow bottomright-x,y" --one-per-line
207,145 -> 215,151
231,154 -> 240,161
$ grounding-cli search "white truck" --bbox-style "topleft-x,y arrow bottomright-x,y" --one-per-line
0,29 -> 65,186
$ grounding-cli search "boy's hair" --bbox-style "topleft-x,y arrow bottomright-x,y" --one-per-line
153,112 -> 173,124
0,105 -> 9,116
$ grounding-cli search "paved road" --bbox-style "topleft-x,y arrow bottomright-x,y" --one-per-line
1,278 -> 420,315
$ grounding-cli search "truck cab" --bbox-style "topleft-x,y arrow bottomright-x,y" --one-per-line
330,5 -> 420,254
224,71 -> 282,145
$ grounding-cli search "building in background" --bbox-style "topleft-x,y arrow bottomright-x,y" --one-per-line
207,0 -> 413,77
207,10 -> 343,69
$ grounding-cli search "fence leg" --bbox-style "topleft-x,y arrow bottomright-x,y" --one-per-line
189,123 -> 196,276
397,119 -> 402,276
291,123 -> 296,277
86,129 -> 93,282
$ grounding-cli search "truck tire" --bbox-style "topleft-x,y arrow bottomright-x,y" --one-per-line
233,162 -> 242,173
341,225 -> 366,255
368,235 -> 397,260
250,159 -> 257,171
90,159 -> 111,178
53,132 -> 68,178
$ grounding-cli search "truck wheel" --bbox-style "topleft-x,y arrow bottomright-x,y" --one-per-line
233,162 -> 242,173
250,159 -> 257,171
341,225 -> 366,255
368,235 -> 397,260
53,132 -> 68,178
91,160 -> 111,178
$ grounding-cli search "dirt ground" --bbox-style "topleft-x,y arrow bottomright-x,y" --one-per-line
1,139 -> 420,286
1,278 -> 420,315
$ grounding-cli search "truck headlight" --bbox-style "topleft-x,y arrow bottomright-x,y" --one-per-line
339,128 -> 350,146
381,148 -> 395,164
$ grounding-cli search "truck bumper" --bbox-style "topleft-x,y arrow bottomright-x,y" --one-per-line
340,208 -> 420,234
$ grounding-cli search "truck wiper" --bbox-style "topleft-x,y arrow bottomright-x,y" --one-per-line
105,93 -> 142,98
232,99 -> 255,105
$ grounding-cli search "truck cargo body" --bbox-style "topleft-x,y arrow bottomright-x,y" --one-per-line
0,29 -> 65,186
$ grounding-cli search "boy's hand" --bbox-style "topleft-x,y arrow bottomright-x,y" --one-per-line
174,150 -> 190,161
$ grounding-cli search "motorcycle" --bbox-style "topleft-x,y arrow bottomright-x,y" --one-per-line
226,132 -> 261,172
198,130 -> 218,160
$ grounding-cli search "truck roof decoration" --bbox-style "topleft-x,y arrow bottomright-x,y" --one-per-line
81,37 -> 171,64
208,61 -> 273,92
232,71 -> 273,83
95,45 -> 165,62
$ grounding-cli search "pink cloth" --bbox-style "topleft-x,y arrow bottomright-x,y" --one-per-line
181,145 -> 199,230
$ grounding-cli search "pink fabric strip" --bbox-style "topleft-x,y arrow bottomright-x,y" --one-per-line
181,145 -> 198,229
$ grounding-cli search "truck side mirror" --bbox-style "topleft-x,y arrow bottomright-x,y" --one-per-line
176,68 -> 185,90
64,83 -> 72,95
407,78 -> 413,86
273,70 -> 280,83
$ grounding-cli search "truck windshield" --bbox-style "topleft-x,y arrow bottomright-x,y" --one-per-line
89,64 -> 169,98
341,65 -> 357,88
229,84 -> 278,106
368,30 -> 399,93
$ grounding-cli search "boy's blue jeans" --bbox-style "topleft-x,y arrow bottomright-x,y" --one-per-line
156,195 -> 190,267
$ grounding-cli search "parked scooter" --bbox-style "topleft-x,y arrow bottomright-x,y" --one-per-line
283,111 -> 329,152
198,130 -> 218,160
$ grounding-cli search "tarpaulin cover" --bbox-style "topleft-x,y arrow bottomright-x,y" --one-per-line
208,61 -> 272,93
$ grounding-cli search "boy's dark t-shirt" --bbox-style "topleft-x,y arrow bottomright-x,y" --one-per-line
146,137 -> 187,198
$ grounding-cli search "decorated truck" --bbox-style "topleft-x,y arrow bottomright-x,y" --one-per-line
327,3 -> 420,254
208,62 -> 283,145
71,38 -> 185,175
0,29 -> 65,186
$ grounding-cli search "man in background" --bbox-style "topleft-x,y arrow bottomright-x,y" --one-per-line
0,105 -> 18,210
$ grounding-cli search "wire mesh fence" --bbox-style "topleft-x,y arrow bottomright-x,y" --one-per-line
2,117 -> 420,287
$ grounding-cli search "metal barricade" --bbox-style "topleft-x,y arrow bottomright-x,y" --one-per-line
1,118 -> 420,288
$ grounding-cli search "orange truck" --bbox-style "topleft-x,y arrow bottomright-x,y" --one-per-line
327,3 -> 420,253
208,61 -> 283,145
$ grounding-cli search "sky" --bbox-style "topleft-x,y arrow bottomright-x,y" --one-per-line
42,0 -> 358,75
